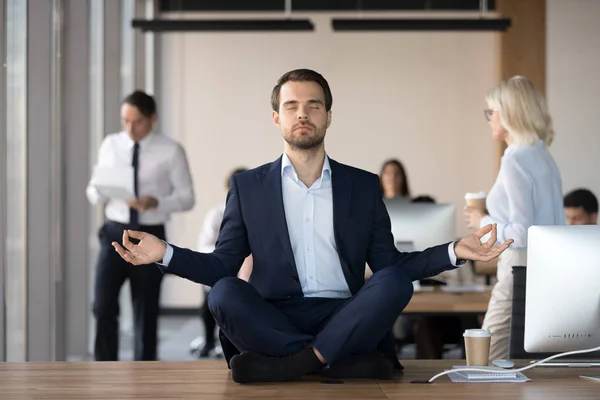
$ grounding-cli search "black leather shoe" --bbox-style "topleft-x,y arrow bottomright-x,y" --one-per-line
230,348 -> 322,384
320,353 -> 395,380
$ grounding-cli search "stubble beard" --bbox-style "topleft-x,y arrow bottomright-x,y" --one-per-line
284,126 -> 326,152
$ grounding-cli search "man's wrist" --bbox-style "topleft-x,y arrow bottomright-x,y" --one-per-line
454,240 -> 467,264
161,241 -> 167,259
158,241 -> 173,266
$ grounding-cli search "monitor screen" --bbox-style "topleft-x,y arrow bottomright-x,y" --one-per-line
524,225 -> 600,354
383,200 -> 456,252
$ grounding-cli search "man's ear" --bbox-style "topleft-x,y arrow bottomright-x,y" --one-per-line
272,110 -> 280,127
591,212 -> 598,224
326,110 -> 332,128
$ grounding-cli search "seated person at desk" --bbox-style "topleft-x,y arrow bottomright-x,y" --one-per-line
564,188 -> 598,225
192,167 -> 253,358
111,68 -> 512,383
380,158 -> 411,200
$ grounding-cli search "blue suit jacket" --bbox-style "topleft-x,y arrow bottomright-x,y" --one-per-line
167,156 -> 456,298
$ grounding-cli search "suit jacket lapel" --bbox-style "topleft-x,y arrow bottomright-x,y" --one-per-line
258,157 -> 298,274
330,159 -> 352,253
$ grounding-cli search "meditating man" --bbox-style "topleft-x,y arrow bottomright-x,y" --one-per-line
112,69 -> 512,383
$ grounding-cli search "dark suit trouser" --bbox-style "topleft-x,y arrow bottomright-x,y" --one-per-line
93,221 -> 165,361
208,266 -> 413,366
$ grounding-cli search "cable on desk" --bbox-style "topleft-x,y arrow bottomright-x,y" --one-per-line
427,344 -> 600,382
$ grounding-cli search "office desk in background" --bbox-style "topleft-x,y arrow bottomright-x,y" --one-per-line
0,360 -> 597,399
403,287 -> 492,315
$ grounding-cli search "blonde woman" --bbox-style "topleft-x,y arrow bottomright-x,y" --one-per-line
464,76 -> 565,360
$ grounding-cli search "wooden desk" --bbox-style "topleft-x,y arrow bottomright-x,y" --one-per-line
0,360 -> 597,399
403,288 -> 492,314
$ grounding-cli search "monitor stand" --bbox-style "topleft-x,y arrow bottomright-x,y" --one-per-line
530,360 -> 600,367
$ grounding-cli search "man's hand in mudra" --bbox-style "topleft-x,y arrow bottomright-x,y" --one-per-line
112,230 -> 167,266
455,223 -> 514,262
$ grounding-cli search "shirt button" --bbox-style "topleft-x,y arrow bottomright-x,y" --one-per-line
305,218 -> 310,222
307,247 -> 312,252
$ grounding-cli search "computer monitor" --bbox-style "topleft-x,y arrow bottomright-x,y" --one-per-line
383,200 -> 456,252
524,225 -> 600,354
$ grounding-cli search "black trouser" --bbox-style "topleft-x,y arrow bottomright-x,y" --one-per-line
93,221 -> 165,361
200,287 -> 217,348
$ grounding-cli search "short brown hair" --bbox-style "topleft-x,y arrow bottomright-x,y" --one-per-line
271,69 -> 333,112
122,90 -> 157,118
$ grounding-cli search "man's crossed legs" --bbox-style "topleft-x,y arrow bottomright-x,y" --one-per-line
208,266 -> 414,383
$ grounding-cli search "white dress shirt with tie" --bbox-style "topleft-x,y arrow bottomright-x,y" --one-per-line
162,152 -> 460,298
86,131 -> 195,225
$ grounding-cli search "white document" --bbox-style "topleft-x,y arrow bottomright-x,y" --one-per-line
580,375 -> 600,382
447,366 -> 530,383
91,165 -> 135,200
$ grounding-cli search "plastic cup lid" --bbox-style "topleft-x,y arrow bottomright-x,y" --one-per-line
463,329 -> 492,338
464,192 -> 487,200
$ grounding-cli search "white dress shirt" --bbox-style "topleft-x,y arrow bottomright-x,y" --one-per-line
481,140 -> 565,248
281,153 -> 351,298
86,131 -> 195,225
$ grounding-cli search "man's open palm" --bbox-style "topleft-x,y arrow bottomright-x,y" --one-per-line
112,230 -> 167,266
455,224 -> 513,262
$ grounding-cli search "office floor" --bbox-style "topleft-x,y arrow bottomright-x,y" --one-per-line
119,316 -> 207,361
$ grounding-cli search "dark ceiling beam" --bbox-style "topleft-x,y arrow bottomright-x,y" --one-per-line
131,19 -> 315,32
158,0 -> 497,12
331,18 -> 511,31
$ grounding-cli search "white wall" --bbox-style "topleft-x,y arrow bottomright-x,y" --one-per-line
547,0 -> 600,199
159,13 -> 500,307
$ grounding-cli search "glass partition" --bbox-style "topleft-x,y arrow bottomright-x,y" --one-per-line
4,0 -> 28,361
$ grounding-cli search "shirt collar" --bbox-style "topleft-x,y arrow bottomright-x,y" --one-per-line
504,138 -> 544,157
281,152 -> 331,181
122,131 -> 155,149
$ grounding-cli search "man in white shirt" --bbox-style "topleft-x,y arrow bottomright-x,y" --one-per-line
87,90 -> 194,361
110,70 -> 512,382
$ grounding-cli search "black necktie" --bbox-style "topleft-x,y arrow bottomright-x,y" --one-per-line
130,142 -> 140,228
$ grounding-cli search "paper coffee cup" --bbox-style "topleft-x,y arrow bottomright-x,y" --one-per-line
464,192 -> 487,211
463,329 -> 492,366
